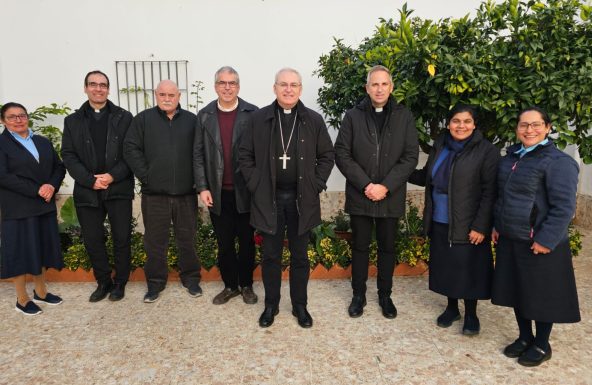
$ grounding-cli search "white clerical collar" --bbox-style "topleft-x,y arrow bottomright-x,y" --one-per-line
283,109 -> 292,114
217,100 -> 239,112
375,107 -> 383,112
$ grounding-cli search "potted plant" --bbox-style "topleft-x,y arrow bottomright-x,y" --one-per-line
332,209 -> 352,241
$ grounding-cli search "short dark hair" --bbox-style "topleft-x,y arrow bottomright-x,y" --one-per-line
1,102 -> 28,120
517,106 -> 550,125
84,70 -> 110,87
446,104 -> 478,126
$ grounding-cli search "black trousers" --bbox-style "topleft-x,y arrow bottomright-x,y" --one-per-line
76,198 -> 132,284
210,190 -> 255,289
141,194 -> 201,291
261,189 -> 310,308
350,215 -> 398,298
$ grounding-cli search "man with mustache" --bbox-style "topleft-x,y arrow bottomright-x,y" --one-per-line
124,80 -> 202,303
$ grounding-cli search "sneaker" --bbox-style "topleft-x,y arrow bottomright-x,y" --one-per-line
241,286 -> 258,305
33,290 -> 63,305
185,282 -> 203,297
143,290 -> 160,303
15,301 -> 43,315
212,287 -> 240,305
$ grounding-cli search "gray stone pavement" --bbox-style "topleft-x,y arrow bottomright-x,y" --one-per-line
1,231 -> 591,385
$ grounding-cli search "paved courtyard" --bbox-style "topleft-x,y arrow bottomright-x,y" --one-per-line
1,231 -> 591,385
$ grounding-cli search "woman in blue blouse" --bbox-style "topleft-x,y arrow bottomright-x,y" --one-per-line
0,102 -> 66,315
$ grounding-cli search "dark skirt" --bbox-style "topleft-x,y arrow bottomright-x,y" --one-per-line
491,236 -> 580,323
0,212 -> 63,279
429,222 -> 493,300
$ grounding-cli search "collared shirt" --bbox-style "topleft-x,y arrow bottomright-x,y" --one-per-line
10,129 -> 39,162
514,138 -> 549,158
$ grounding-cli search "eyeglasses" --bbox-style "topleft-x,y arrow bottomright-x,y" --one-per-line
87,82 -> 109,89
216,81 -> 239,88
275,82 -> 301,89
4,114 -> 29,122
517,121 -> 547,131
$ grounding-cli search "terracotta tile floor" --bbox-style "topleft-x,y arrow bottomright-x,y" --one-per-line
1,231 -> 591,385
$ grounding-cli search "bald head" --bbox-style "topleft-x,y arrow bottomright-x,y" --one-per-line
155,80 -> 181,117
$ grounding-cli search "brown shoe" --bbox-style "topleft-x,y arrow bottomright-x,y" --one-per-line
241,286 -> 258,304
212,287 -> 240,305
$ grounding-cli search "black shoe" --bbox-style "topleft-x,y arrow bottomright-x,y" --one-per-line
348,296 -> 367,318
379,296 -> 397,319
518,344 -> 552,367
143,290 -> 160,303
259,306 -> 279,328
436,308 -> 461,328
33,291 -> 63,305
503,338 -> 533,358
15,301 -> 43,316
185,282 -> 203,297
89,281 -> 113,302
108,282 -> 126,301
212,287 -> 241,305
292,305 -> 313,328
241,286 -> 258,304
462,315 -> 480,335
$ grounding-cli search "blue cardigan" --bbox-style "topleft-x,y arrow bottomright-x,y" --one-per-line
0,129 -> 65,220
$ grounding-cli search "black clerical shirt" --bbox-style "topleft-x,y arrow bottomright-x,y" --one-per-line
275,104 -> 299,191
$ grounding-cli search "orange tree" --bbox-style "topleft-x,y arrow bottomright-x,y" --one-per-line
316,0 -> 592,159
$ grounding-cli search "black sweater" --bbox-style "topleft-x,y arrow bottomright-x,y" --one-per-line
124,106 -> 196,195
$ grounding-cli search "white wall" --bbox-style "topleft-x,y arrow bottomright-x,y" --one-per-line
4,0 -> 588,193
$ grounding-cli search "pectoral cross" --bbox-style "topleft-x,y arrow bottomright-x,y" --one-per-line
280,153 -> 291,169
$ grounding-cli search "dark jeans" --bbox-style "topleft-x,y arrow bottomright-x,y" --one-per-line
141,194 -> 201,291
210,190 -> 255,289
261,189 -> 310,308
350,215 -> 398,298
76,198 -> 132,284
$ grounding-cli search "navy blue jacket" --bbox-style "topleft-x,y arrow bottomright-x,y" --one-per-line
493,141 -> 579,250
0,129 -> 66,219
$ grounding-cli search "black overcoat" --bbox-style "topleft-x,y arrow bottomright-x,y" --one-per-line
238,100 -> 334,235
61,100 -> 134,207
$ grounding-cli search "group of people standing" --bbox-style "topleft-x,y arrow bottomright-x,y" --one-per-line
0,64 -> 580,367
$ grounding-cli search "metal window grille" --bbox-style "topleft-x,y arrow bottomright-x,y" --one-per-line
115,60 -> 189,115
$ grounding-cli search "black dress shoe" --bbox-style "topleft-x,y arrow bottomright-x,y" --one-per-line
436,308 -> 461,328
108,282 -> 126,301
462,315 -> 480,336
518,344 -> 552,367
292,305 -> 313,328
379,296 -> 397,319
89,281 -> 113,302
348,296 -> 367,318
503,338 -> 532,358
258,306 -> 279,328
